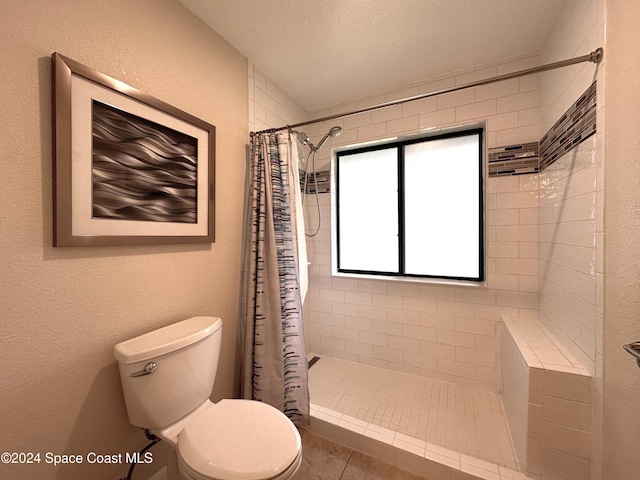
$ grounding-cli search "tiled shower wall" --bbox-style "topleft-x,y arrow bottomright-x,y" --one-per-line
248,29 -> 602,388
538,0 -> 603,381
537,1 -> 604,478
248,62 -> 308,135
302,55 -> 545,393
248,56 -> 544,392
538,135 -> 600,375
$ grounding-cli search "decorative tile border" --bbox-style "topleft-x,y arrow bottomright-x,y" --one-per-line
299,170 -> 331,194
488,142 -> 539,177
540,81 -> 597,171
299,141 -> 543,188
298,81 -> 597,189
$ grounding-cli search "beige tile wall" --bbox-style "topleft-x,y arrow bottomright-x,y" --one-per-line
538,0 -> 604,378
530,371 -> 592,480
501,322 -> 530,468
538,1 -> 604,478
306,54 -> 543,173
249,63 -> 308,134
538,136 -> 599,375
302,56 -> 545,392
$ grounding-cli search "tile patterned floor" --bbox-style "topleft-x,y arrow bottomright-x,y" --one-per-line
308,356 -> 518,470
294,428 -> 427,480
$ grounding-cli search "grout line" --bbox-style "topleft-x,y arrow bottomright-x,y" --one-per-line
309,356 -> 527,477
338,450 -> 354,480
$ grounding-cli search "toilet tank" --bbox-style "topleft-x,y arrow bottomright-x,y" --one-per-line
113,316 -> 223,429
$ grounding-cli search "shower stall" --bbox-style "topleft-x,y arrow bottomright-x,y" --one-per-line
252,43 -> 603,479
298,136 -> 522,472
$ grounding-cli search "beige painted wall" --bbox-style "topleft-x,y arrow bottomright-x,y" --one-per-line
603,0 -> 640,476
0,1 -> 247,479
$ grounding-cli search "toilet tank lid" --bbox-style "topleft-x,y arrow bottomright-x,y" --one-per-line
113,316 -> 222,364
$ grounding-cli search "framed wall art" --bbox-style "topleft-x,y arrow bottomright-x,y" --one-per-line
52,52 -> 215,246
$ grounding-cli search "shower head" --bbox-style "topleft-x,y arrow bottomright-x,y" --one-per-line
291,129 -> 311,145
329,126 -> 343,137
312,126 -> 343,151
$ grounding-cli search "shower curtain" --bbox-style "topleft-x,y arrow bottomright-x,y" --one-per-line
240,131 -> 309,426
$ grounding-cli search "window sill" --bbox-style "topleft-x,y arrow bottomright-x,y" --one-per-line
331,270 -> 487,288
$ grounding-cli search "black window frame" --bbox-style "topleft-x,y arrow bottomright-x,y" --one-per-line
334,127 -> 485,283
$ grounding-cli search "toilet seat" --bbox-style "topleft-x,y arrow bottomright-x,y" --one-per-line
176,399 -> 301,480
178,450 -> 302,480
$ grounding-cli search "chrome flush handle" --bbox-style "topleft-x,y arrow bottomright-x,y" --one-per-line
130,362 -> 157,377
623,342 -> 640,368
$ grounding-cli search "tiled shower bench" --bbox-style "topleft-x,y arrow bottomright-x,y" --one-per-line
501,317 -> 592,480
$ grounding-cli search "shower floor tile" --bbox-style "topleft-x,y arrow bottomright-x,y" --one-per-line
308,356 -> 519,471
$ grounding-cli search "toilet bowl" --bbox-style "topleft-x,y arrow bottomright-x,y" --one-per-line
171,400 -> 301,480
113,316 -> 302,480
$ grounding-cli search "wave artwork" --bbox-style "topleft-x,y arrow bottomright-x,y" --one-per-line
91,100 -> 198,223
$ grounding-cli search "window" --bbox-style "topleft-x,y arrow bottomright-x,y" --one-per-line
334,127 -> 485,283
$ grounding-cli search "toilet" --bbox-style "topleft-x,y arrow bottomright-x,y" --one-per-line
113,316 -> 302,480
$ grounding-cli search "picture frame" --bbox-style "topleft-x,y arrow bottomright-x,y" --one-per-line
52,52 -> 215,246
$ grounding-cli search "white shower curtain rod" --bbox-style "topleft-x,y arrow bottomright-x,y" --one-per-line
251,48 -> 603,136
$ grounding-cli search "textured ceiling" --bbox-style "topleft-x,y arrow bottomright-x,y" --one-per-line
178,0 -> 563,112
